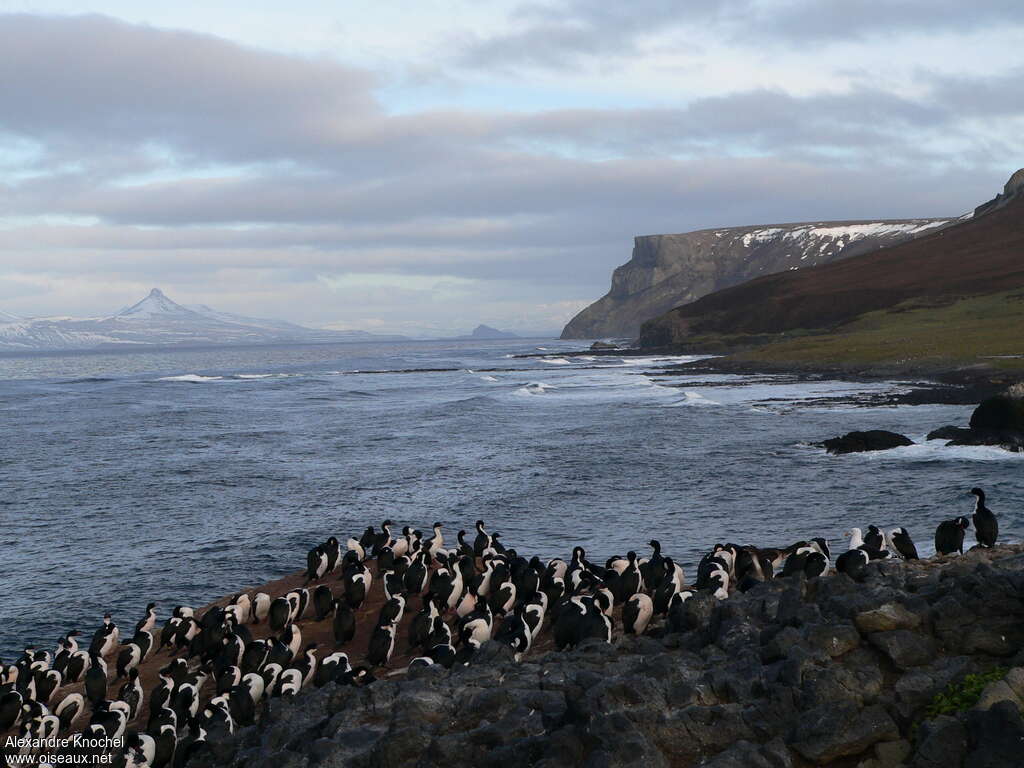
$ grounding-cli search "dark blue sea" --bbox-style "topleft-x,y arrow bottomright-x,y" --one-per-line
1,339 -> 1021,659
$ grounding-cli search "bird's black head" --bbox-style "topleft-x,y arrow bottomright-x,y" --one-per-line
475,519 -> 485,529
433,521 -> 442,529
648,539 -> 660,549
146,602 -> 156,610
969,487 -> 984,499
957,516 -> 971,529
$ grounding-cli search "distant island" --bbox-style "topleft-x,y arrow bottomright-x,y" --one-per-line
449,324 -> 520,340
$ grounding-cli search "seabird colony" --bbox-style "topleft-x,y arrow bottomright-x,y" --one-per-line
0,488 -> 1004,766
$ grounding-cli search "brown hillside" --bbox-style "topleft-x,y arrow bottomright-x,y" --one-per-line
639,195 -> 1024,346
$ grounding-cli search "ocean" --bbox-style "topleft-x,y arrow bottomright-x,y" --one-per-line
1,338 -> 1021,659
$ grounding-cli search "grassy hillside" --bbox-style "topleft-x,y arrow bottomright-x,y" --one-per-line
732,290 -> 1024,370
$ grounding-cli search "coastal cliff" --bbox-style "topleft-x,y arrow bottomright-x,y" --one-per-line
188,545 -> 1024,768
636,173 -> 1024,367
560,219 -> 951,340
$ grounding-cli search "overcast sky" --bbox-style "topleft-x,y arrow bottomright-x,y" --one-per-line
1,1 -> 1021,334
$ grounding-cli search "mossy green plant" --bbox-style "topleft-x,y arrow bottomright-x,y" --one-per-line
924,667 -> 1009,719
910,667 -> 1009,743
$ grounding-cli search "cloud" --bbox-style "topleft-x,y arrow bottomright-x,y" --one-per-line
0,12 -> 1019,332
458,0 -> 1024,71
0,13 -> 378,165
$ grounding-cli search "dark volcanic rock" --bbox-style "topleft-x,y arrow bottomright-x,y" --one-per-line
965,700 -> 1024,768
970,394 -> 1024,432
822,430 -> 914,455
912,715 -> 968,768
926,392 -> 1024,452
791,702 -> 898,763
868,630 -> 937,668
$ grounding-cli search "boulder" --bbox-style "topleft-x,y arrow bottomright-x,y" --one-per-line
965,699 -> 1024,767
822,431 -> 914,455
855,603 -> 922,633
805,623 -> 862,658
874,739 -> 911,767
973,679 -> 1024,713
791,703 -> 898,764
868,630 -> 937,669
927,425 -> 973,441
911,715 -> 967,768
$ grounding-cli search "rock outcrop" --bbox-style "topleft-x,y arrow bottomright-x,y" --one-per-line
822,430 -> 915,455
928,389 -> 1024,452
189,545 -> 1024,768
974,167 -> 1024,217
561,219 -> 951,340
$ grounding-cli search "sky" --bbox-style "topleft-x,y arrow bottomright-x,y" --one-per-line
0,1 -> 1022,335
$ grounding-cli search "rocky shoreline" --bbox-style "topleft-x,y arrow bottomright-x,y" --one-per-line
523,345 -> 1024,407
186,545 -> 1024,768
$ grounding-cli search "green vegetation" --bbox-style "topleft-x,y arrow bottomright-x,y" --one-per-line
731,290 -> 1024,370
925,667 -> 1009,719
909,667 -> 1009,742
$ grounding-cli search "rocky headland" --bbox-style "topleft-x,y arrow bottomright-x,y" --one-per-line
560,219 -> 951,341
179,545 -> 1024,768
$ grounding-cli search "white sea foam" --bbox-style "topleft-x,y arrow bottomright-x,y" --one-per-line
514,382 -> 556,396
840,439 -> 1024,463
480,375 -> 499,382
606,355 -> 708,367
157,374 -> 223,383
665,391 -> 721,407
540,358 -> 571,365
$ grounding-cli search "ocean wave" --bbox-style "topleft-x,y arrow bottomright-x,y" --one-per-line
156,374 -> 224,383
480,375 -> 499,382
514,382 -> 556,396
540,358 -> 571,365
57,377 -> 116,385
664,391 -> 721,407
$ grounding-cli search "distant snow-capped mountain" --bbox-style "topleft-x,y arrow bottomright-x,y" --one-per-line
0,309 -> 23,323
0,289 -> 408,351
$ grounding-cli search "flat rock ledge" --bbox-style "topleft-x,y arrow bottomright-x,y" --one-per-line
192,545 -> 1024,768
821,430 -> 915,455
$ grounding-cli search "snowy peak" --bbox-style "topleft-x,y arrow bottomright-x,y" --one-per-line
115,288 -> 198,319
0,288 -> 411,350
